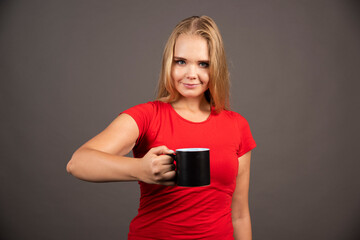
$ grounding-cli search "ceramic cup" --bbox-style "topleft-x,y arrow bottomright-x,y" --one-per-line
169,148 -> 210,187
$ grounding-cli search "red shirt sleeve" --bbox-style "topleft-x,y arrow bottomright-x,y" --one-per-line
235,114 -> 257,157
121,102 -> 155,145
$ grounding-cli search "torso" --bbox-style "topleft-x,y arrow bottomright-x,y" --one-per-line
123,100 -> 256,239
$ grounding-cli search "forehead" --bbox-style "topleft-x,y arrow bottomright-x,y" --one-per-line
174,34 -> 209,60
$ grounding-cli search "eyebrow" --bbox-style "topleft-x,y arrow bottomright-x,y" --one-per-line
173,56 -> 209,62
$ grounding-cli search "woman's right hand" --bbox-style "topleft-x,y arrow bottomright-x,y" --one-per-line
138,146 -> 176,186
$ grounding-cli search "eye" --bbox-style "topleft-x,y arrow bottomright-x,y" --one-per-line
199,62 -> 209,68
175,60 -> 186,65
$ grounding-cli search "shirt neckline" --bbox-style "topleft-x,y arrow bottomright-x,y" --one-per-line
166,102 -> 213,124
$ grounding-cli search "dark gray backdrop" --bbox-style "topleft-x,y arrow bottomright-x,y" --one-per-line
1,0 -> 359,239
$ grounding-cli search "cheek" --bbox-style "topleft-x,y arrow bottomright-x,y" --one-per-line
171,67 -> 183,81
200,72 -> 210,84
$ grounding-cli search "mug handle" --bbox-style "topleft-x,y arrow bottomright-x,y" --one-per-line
167,153 -> 176,161
167,153 -> 177,183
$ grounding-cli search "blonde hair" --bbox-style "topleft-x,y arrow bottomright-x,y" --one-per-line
156,15 -> 230,113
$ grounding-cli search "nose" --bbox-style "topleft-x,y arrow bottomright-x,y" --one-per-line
186,64 -> 197,80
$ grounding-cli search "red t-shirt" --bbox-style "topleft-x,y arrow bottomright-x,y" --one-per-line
122,101 -> 256,240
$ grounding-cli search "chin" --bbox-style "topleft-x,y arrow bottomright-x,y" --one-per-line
175,85 -> 207,99
179,92 -> 204,99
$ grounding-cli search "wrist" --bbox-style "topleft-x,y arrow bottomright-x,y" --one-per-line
130,157 -> 143,181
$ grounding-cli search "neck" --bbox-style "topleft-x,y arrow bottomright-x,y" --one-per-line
172,95 -> 210,112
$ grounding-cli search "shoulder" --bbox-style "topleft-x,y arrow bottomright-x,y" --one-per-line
218,109 -> 249,124
121,101 -> 170,122
121,101 -> 168,134
124,100 -> 167,112
216,110 -> 253,134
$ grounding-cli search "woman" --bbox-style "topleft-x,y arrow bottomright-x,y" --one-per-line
67,16 -> 256,240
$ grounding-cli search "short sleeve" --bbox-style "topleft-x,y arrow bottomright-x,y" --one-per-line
236,114 -> 257,157
121,102 -> 155,145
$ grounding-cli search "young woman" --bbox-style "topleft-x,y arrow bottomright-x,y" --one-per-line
67,16 -> 256,240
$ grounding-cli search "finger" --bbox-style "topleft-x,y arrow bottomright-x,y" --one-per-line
157,162 -> 175,175
150,145 -> 175,155
158,171 -> 176,186
157,154 -> 176,165
162,164 -> 176,174
162,169 -> 176,179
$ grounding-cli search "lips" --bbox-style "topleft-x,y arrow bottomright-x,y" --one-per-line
182,82 -> 201,85
183,83 -> 199,89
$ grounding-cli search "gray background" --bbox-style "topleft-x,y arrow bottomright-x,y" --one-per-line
1,0 -> 359,239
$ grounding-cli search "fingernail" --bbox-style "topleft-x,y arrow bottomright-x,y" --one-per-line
168,150 -> 175,154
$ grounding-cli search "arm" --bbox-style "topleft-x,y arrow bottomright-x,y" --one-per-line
66,113 -> 176,185
232,151 -> 252,240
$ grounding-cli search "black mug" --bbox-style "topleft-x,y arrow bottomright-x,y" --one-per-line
169,148 -> 210,187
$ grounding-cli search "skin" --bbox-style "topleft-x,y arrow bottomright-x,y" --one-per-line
66,33 -> 252,240
171,34 -> 211,122
232,151 -> 252,240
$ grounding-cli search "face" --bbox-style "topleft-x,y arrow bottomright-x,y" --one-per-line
171,34 -> 210,100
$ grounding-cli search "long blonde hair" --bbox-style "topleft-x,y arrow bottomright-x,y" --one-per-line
156,16 -> 230,113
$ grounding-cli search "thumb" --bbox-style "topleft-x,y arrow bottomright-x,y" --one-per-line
151,145 -> 175,155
